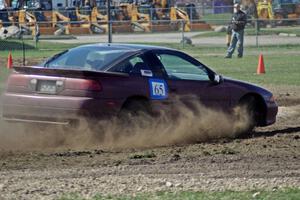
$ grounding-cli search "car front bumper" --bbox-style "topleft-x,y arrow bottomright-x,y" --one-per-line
263,101 -> 278,126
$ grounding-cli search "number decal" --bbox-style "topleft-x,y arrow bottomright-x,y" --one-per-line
149,79 -> 168,100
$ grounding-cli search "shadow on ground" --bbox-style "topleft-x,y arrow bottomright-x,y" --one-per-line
253,126 -> 300,138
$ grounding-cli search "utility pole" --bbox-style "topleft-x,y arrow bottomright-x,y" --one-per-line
107,0 -> 112,43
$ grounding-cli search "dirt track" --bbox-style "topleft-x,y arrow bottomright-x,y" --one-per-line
0,87 -> 299,200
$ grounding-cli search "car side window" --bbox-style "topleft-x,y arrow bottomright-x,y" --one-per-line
110,55 -> 149,74
129,56 -> 144,66
156,53 -> 210,81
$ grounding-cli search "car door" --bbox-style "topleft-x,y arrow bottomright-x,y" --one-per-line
152,50 -> 231,109
107,52 -> 157,99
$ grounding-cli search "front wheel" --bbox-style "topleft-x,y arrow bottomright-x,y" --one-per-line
235,96 -> 258,137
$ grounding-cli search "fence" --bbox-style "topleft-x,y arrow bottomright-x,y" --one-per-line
0,4 -> 300,56
1,4 -> 299,32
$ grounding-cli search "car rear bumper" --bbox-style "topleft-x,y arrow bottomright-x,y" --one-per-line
1,93 -> 121,125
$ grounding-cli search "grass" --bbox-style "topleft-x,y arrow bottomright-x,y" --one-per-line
0,40 -> 36,51
0,39 -> 80,57
141,43 -> 300,86
201,47 -> 299,86
195,48 -> 300,86
201,13 -> 232,25
192,27 -> 300,38
129,151 -> 156,159
59,188 -> 300,200
245,27 -> 300,36
1,41 -> 300,87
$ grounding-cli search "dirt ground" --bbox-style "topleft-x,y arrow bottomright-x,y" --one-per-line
0,84 -> 299,200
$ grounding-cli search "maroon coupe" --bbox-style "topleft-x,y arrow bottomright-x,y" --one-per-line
2,44 -> 278,133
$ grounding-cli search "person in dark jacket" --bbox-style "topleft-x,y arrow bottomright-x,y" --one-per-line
225,3 -> 247,58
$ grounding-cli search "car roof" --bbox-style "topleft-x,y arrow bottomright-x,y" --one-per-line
75,43 -> 174,51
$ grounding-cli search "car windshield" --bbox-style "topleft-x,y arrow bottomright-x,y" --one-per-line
44,46 -> 134,71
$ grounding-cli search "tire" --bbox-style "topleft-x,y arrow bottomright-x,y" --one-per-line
119,99 -> 151,120
85,118 -> 106,141
235,96 -> 258,138
111,99 -> 152,139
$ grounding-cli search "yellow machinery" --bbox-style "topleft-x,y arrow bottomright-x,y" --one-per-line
52,10 -> 71,35
0,0 -> 38,35
1,0 -> 212,35
146,0 -> 210,32
90,6 -> 108,33
116,0 -> 210,32
271,0 -> 300,24
51,6 -> 93,35
1,0 -> 103,35
155,0 -> 190,31
241,0 -> 300,25
118,0 -> 199,33
170,7 -> 191,31
152,0 -> 167,19
18,9 -> 37,35
119,2 -> 150,32
52,6 -> 109,35
257,0 -> 274,20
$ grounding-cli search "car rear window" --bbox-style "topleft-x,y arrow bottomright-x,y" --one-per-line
45,47 -> 133,71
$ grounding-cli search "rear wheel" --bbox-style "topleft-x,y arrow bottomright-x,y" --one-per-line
116,99 -> 152,137
119,99 -> 152,120
85,118 -> 106,141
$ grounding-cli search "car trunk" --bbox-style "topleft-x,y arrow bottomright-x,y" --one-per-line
6,66 -> 128,98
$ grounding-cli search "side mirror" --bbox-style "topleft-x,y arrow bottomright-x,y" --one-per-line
213,74 -> 223,84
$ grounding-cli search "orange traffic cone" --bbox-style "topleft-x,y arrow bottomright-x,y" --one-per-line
257,54 -> 265,74
7,52 -> 13,69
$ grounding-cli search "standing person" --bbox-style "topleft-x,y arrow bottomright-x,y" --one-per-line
226,24 -> 232,47
225,3 -> 247,58
0,0 -> 10,27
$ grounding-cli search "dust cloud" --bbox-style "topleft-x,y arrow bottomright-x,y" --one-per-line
0,99 -> 251,151
100,100 -> 251,149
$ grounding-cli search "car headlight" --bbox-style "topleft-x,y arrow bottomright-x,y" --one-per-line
271,95 -> 275,101
264,94 -> 275,103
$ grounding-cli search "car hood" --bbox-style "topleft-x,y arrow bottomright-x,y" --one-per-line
223,77 -> 274,100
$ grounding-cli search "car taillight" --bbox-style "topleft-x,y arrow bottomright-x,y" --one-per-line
66,79 -> 102,91
7,74 -> 28,86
